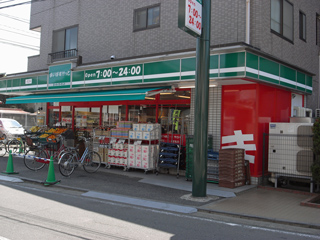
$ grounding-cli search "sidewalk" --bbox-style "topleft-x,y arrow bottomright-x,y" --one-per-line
0,155 -> 319,229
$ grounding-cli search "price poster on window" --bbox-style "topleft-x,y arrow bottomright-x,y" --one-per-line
178,0 -> 202,37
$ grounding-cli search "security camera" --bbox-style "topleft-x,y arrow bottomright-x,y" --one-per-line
110,55 -> 115,60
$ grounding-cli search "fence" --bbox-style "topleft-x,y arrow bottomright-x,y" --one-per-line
262,133 -> 314,191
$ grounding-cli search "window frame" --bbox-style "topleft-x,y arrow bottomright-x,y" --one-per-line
52,25 -> 78,53
270,0 -> 294,43
133,4 -> 160,32
299,11 -> 306,42
317,13 -> 320,46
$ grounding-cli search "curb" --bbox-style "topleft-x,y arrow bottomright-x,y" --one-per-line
197,207 -> 320,230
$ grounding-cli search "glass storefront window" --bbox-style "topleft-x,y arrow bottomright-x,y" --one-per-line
75,108 -> 99,129
102,105 -> 124,127
61,106 -> 72,127
128,105 -> 156,123
48,109 -> 59,127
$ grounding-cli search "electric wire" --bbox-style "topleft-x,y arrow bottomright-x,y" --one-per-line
0,0 -> 45,10
0,38 -> 39,51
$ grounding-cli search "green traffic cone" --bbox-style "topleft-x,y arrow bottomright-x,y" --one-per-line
44,156 -> 60,186
3,150 -> 18,174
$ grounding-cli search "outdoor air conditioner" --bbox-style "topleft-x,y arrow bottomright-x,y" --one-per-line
293,106 -> 312,117
268,122 -> 313,177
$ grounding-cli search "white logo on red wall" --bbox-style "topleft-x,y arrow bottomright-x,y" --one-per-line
221,130 -> 256,164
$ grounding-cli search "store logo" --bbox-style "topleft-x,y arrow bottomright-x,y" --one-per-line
221,130 -> 256,164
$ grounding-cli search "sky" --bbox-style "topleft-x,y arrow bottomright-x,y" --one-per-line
0,0 -> 40,75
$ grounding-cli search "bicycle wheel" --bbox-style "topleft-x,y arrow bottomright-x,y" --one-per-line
24,148 -> 48,171
0,142 -> 7,157
7,139 -> 23,154
82,150 -> 101,173
59,152 -> 76,177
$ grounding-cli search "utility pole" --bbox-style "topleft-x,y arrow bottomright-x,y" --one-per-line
192,0 -> 211,197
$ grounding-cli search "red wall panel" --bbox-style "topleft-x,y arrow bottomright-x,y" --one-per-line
221,84 -> 291,177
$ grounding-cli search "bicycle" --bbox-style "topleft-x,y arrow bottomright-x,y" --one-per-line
58,137 -> 101,177
0,134 -> 8,157
6,137 -> 25,154
23,135 -> 70,171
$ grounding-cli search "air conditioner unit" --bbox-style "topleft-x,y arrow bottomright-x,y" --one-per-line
268,122 -> 313,177
293,106 -> 305,117
316,109 -> 320,118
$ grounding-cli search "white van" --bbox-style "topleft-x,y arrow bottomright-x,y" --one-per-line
0,118 -> 25,140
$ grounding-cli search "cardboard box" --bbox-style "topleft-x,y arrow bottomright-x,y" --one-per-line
129,131 -> 136,139
140,124 -> 147,131
135,152 -> 142,161
128,158 -> 135,167
136,159 -> 142,168
128,144 -> 135,153
141,145 -> 150,154
135,131 -> 142,139
133,124 -> 140,131
135,145 -> 142,153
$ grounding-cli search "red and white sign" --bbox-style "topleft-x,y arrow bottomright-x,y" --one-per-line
185,0 -> 202,36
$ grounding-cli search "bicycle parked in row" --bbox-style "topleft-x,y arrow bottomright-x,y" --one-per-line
23,135 -> 70,171
0,135 -> 26,157
58,137 -> 101,177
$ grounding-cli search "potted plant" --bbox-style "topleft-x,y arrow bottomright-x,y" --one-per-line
312,118 -> 320,192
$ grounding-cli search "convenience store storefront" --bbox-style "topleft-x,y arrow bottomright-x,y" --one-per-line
3,46 -> 314,183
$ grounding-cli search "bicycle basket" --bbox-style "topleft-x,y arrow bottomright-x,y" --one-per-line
25,136 -> 33,147
84,139 -> 93,150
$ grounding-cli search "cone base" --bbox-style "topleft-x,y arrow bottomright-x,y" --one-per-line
43,180 -> 61,186
2,171 -> 19,175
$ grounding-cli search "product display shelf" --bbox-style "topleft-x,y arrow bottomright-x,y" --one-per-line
127,124 -> 161,174
158,141 -> 182,178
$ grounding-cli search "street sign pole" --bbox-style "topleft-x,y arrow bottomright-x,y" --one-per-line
192,0 -> 211,197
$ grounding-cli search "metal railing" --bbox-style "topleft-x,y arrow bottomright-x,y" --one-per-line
48,49 -> 78,62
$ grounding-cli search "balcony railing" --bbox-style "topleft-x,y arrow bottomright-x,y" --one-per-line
48,49 -> 78,63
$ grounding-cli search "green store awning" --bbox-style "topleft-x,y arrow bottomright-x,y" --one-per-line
6,87 -> 163,104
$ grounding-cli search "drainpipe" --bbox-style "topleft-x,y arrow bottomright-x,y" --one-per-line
246,0 -> 250,44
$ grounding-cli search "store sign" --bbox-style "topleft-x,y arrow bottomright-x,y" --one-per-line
112,64 -> 143,79
49,64 -> 71,89
85,68 -> 112,80
178,0 -> 202,37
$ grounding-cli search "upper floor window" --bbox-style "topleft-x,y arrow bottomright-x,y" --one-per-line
271,0 -> 293,42
52,26 -> 78,59
133,4 -> 160,31
299,11 -> 306,41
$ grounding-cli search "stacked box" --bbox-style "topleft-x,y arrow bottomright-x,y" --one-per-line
130,123 -> 160,140
116,121 -> 133,129
108,142 -> 128,166
219,148 -> 246,188
110,128 -> 130,138
98,147 -> 106,162
128,144 -> 136,167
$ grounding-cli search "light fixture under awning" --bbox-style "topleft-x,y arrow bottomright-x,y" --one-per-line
6,87 -> 165,104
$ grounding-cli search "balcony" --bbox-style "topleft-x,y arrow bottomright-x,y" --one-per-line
48,49 -> 79,63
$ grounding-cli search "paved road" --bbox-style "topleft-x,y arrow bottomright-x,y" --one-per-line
0,181 -> 319,240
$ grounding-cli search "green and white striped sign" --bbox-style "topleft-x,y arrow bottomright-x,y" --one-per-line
1,51 -> 313,95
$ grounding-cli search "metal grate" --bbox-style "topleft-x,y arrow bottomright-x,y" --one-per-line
190,87 -> 221,151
